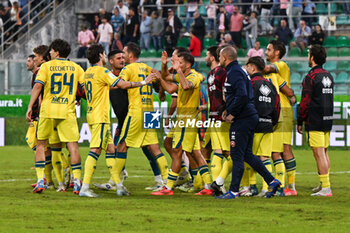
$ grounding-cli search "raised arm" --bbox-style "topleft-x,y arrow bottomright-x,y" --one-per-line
173,60 -> 193,90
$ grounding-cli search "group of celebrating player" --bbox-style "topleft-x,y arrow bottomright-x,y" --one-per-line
25,37 -> 334,199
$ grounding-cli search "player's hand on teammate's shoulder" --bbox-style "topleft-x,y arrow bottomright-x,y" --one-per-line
145,73 -> 157,84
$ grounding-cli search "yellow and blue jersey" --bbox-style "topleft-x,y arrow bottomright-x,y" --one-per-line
273,60 -> 291,108
35,58 -> 85,119
84,65 -> 120,124
118,62 -> 153,115
173,71 -> 202,120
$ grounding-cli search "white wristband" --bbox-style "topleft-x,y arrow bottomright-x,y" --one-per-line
141,80 -> 146,85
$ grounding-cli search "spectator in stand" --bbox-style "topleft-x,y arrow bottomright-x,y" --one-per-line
243,11 -> 258,50
189,30 -> 201,57
308,24 -> 325,46
185,0 -> 198,32
219,33 -> 235,46
189,30 -> 201,70
270,0 -> 280,27
111,32 -> 124,51
161,0 -> 176,18
96,16 -> 113,55
123,7 -> 139,44
111,7 -> 125,35
77,25 -> 95,58
116,0 -> 129,20
140,10 -> 152,51
165,8 -> 182,47
151,11 -> 164,51
259,0 -> 273,35
139,0 -> 157,14
343,0 -> 350,15
216,25 -> 225,43
164,25 -> 176,56
302,0 -> 315,28
280,0 -> 288,20
247,41 -> 264,58
290,19 -> 311,51
217,5 -> 229,33
9,1 -> 22,41
241,0 -> 252,15
91,14 -> 101,38
225,0 -> 234,15
99,8 -> 111,22
274,19 -> 293,54
192,10 -> 205,50
206,0 -> 218,37
290,0 -> 303,31
229,6 -> 243,48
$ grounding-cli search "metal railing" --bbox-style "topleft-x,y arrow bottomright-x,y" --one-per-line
0,0 -> 63,58
1,57 -> 349,95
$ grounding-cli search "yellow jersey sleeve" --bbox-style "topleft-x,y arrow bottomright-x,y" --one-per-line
76,65 -> 85,85
119,66 -> 131,82
102,68 -> 120,87
273,61 -> 290,88
187,73 -> 201,88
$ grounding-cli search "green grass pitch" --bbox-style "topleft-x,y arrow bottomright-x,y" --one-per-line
0,146 -> 349,232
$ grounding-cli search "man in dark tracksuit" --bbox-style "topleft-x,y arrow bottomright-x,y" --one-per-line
213,46 -> 280,199
297,45 -> 334,197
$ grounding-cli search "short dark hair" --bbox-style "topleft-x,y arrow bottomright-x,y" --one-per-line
125,42 -> 141,58
33,45 -> 49,57
152,11 -> 159,17
28,54 -> 35,59
86,44 -> 105,65
108,49 -> 124,60
207,46 -> 219,62
246,56 -> 265,71
177,52 -> 194,67
268,40 -> 286,59
310,44 -> 327,66
175,47 -> 190,54
49,39 -> 71,58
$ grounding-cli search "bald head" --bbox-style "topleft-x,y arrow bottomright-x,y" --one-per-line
219,46 -> 237,67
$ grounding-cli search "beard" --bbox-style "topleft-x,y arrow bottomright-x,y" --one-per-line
206,60 -> 211,68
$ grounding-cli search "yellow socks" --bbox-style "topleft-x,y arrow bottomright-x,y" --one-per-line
106,153 -> 119,184
262,159 -> 273,190
248,164 -> 256,186
44,155 -> 53,183
284,158 -> 296,189
82,151 -> 99,184
241,162 -> 250,187
199,165 -> 211,187
166,171 -> 179,189
319,173 -> 330,188
211,152 -> 224,181
51,148 -> 64,183
273,159 -> 286,188
35,161 -> 45,180
155,153 -> 169,180
115,152 -> 127,184
71,162 -> 82,180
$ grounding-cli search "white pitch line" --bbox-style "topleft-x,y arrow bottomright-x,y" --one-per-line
0,171 -> 349,183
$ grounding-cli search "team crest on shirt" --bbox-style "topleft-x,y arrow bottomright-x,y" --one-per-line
259,84 -> 272,103
322,76 -> 333,94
